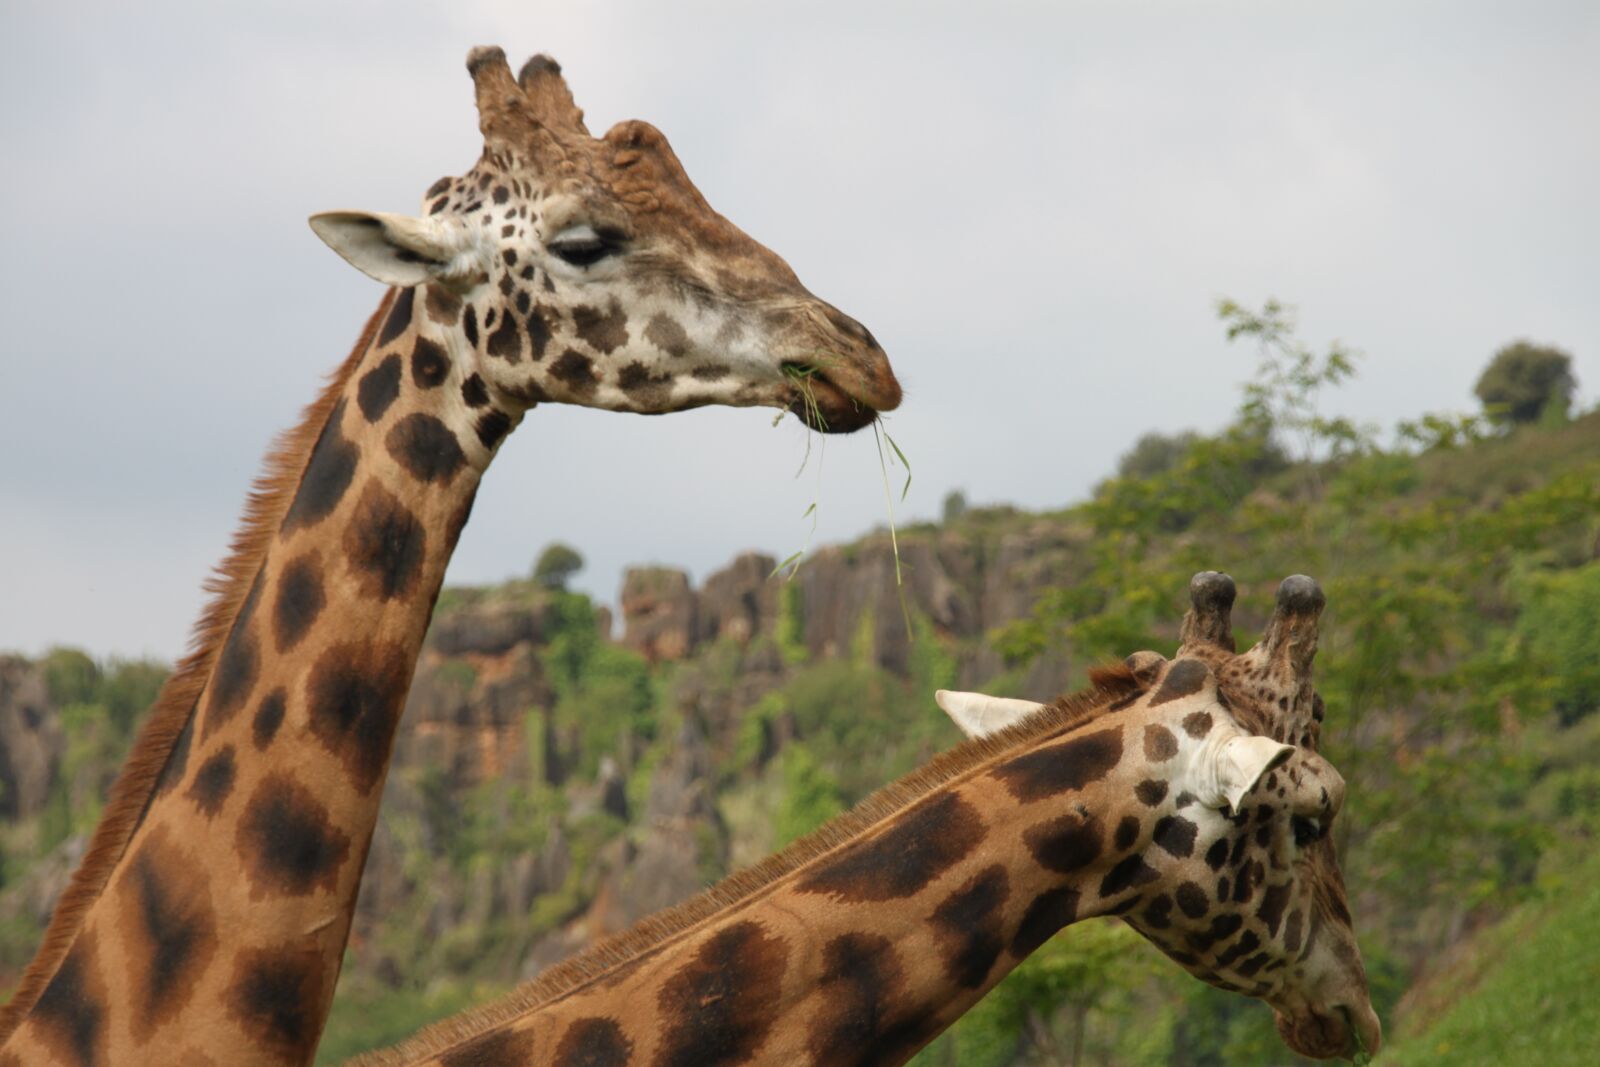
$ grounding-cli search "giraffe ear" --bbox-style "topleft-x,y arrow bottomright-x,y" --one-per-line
1200,734 -> 1296,812
309,211 -> 485,288
935,690 -> 1045,739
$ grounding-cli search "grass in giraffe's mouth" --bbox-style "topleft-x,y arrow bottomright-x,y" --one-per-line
774,363 -> 914,638
780,361 -> 878,435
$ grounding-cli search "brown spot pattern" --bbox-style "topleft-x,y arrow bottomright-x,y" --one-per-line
385,413 -> 466,485
225,946 -> 327,1066
1135,779 -> 1169,806
644,312 -> 690,357
304,641 -> 411,794
202,574 -> 263,740
807,933 -> 933,1067
1143,723 -> 1178,762
119,830 -> 219,1041
930,865 -> 1009,988
1150,658 -> 1210,706
799,792 -> 983,902
573,301 -> 628,353
993,727 -> 1124,802
343,482 -> 427,602
186,746 -> 237,817
1010,887 -> 1079,958
31,935 -> 106,1067
552,1018 -> 632,1067
651,921 -> 787,1067
273,554 -> 325,653
235,773 -> 351,898
1024,811 -> 1104,874
550,348 -> 599,396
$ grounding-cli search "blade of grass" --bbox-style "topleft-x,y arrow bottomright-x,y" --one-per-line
769,549 -> 805,581
873,420 -> 914,640
884,429 -> 913,502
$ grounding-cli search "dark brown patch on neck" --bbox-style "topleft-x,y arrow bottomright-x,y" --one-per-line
992,726 -> 1123,802
411,337 -> 450,389
798,792 -> 982,902
343,483 -> 428,602
1024,811 -> 1104,874
186,745 -> 238,817
30,936 -> 106,1067
201,573 -> 265,740
304,641 -> 412,795
651,921 -> 787,1067
118,829 -> 219,1041
385,414 -> 466,485
252,689 -> 287,751
807,932 -> 934,1067
272,555 -> 325,653
357,355 -> 403,423
225,945 -> 329,1066
1010,887 -> 1079,958
281,400 -> 360,532
377,287 -> 416,347
930,865 -> 1009,988
235,773 -> 352,898
550,1018 -> 631,1067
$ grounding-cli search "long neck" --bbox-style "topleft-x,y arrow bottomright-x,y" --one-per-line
2,285 -> 519,1067
362,709 -> 1163,1067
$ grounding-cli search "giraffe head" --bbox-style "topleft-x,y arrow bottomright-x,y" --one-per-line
939,573 -> 1380,1060
309,47 -> 900,434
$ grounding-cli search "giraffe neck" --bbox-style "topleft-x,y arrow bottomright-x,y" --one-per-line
2,285 -> 521,1067
361,702 -> 1186,1067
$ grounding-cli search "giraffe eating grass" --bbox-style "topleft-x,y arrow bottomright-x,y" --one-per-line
349,572 -> 1380,1067
0,46 -> 899,1067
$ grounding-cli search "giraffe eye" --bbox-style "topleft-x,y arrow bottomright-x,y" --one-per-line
1291,815 -> 1324,847
547,224 -> 625,267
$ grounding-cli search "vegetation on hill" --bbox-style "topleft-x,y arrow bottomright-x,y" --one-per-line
0,301 -> 1594,1064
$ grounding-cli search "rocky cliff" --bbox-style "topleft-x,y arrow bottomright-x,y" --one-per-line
0,510 -> 1088,1013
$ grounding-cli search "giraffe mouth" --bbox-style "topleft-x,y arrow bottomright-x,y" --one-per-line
1274,1003 -> 1380,1060
782,362 -> 881,434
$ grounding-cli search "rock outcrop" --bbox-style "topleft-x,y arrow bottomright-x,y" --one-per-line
0,656 -> 63,820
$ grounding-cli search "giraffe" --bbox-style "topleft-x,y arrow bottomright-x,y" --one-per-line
0,46 -> 900,1067
347,572 -> 1381,1067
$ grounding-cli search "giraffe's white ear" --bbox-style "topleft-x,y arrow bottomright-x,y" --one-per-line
935,690 -> 1045,739
309,211 -> 485,288
1199,734 -> 1296,812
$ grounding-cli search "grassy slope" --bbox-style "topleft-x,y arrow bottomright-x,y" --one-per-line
1379,844 -> 1600,1066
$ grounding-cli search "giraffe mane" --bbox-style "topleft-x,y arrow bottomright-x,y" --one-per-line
350,662 -> 1143,1066
0,290 -> 397,1038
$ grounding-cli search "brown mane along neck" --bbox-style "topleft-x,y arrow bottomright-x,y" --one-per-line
351,664 -> 1141,1066
0,292 -> 395,1040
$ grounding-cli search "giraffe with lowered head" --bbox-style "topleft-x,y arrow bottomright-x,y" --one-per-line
351,572 -> 1381,1067
0,46 -> 900,1067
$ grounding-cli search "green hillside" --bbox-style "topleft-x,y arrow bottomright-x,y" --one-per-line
1381,834 -> 1600,1066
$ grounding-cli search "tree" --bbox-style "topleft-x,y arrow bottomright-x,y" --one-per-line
1115,430 -> 1200,479
1474,341 -> 1576,426
941,489 -> 969,524
532,542 -> 584,590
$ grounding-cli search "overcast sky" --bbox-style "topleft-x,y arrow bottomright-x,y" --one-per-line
2,1 -> 1596,660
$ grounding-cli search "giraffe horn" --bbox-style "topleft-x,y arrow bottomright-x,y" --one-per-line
466,45 -> 539,149
1178,570 -> 1237,653
1250,575 -> 1326,679
518,54 -> 590,137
